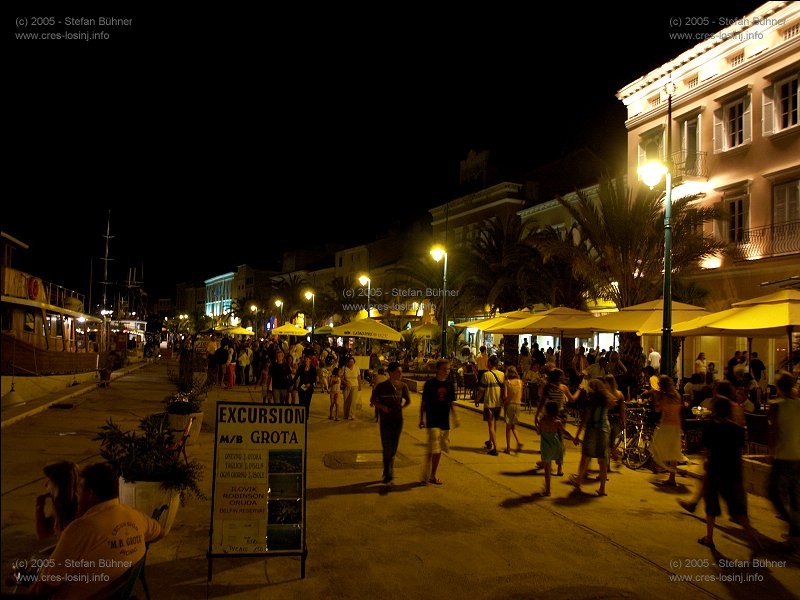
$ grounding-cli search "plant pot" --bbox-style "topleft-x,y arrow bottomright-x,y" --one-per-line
167,412 -> 204,446
118,478 -> 181,535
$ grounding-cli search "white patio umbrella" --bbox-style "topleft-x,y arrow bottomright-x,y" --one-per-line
638,290 -> 800,374
272,323 -> 309,336
639,290 -> 800,338
332,318 -> 402,342
570,299 -> 711,334
483,307 -> 592,334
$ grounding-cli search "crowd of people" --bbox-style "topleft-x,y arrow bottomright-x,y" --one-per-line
462,339 -> 799,555
7,336 -> 796,596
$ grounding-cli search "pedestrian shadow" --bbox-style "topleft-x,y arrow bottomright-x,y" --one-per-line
551,487 -> 601,506
649,478 -> 689,494
499,492 -> 547,508
700,544 -> 797,597
499,468 -> 540,478
306,480 -> 426,500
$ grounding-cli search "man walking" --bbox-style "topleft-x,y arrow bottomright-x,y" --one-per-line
475,355 -> 505,455
419,359 -> 459,485
370,362 -> 411,485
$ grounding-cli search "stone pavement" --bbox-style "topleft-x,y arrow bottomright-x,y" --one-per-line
1,360 -> 798,600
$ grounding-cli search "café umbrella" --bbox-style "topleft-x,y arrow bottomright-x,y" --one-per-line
221,325 -> 255,336
639,289 -> 800,349
332,318 -> 402,342
271,323 -> 309,336
569,299 -> 711,334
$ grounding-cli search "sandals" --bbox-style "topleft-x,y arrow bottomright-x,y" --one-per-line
697,537 -> 716,550
428,477 -> 443,485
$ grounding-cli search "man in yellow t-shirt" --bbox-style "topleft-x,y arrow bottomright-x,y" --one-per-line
475,355 -> 505,455
31,462 -> 163,599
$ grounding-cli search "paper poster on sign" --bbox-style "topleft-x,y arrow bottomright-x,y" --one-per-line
210,403 -> 307,555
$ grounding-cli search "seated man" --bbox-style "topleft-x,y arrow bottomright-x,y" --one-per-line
29,462 -> 163,599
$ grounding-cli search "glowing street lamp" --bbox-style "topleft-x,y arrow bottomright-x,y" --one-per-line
250,304 -> 259,338
275,299 -> 283,326
304,291 -> 315,338
638,87 -> 674,376
430,244 -> 448,356
358,275 -> 371,352
358,275 -> 371,318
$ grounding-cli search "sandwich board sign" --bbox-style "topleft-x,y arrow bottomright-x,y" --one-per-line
207,402 -> 308,579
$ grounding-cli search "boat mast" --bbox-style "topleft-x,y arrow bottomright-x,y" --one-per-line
100,211 -> 114,314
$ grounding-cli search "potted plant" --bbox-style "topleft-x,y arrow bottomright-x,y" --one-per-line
163,390 -> 205,445
94,416 -> 205,534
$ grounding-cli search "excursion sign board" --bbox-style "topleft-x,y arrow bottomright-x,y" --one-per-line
208,402 -> 308,578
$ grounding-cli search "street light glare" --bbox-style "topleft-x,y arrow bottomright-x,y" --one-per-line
358,275 -> 370,286
305,291 -> 314,300
430,245 -> 446,262
638,161 -> 669,189
275,300 -> 283,308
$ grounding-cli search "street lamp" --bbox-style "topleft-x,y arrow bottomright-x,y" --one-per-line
638,84 -> 674,377
304,291 -> 315,339
358,275 -> 371,318
275,299 -> 283,327
250,304 -> 259,338
430,244 -> 448,357
358,275 -> 371,353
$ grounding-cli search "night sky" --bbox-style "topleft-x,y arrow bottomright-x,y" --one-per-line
7,4 -> 763,301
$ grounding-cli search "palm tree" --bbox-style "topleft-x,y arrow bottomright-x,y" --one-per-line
549,175 -> 729,377
271,274 -> 309,324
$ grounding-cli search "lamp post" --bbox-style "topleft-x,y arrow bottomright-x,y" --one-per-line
638,86 -> 674,377
358,275 -> 371,353
430,244 -> 448,357
358,275 -> 371,318
304,291 -> 315,339
250,304 -> 258,338
275,299 -> 283,327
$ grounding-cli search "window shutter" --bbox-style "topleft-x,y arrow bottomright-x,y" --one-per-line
638,144 -> 647,173
762,85 -> 775,137
742,95 -> 752,144
713,108 -> 724,153
774,185 -> 787,223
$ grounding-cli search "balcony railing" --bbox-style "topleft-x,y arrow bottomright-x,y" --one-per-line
671,149 -> 708,179
733,220 -> 800,260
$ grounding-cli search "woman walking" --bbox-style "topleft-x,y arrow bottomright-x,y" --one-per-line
650,375 -> 683,486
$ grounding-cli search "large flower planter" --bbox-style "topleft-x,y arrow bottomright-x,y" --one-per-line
167,412 -> 204,446
119,478 -> 181,535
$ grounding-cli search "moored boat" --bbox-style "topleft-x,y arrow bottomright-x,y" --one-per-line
1,231 -> 104,406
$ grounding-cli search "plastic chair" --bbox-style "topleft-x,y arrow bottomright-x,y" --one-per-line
164,416 -> 193,464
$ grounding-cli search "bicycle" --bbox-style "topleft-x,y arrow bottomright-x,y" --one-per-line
619,405 -> 657,470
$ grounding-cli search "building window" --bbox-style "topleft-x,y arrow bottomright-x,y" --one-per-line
763,74 -> 799,136
679,115 -> 701,174
638,127 -> 664,172
713,94 -> 751,152
725,195 -> 749,242
728,51 -> 744,68
774,179 -> 800,224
